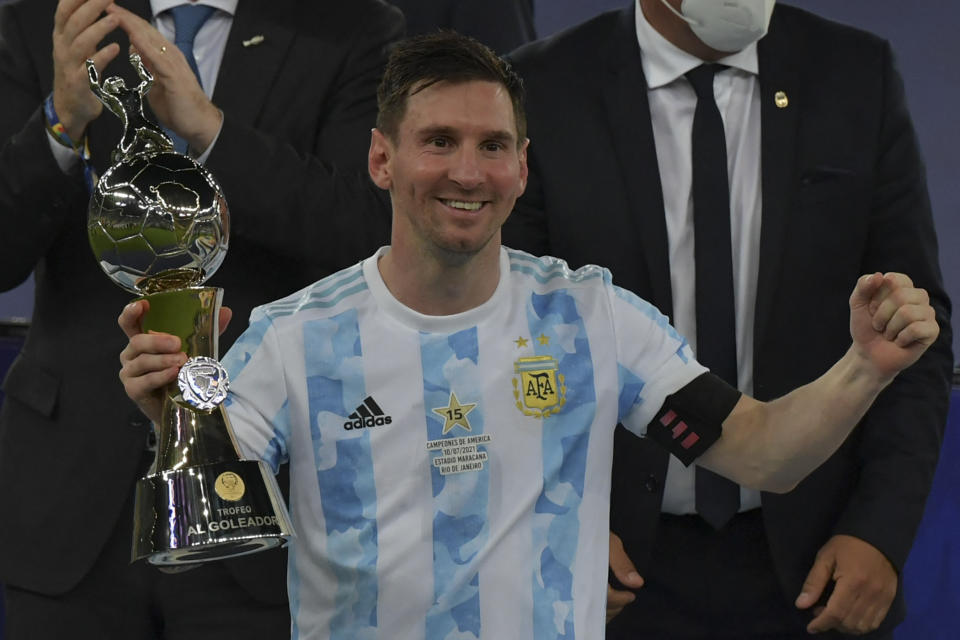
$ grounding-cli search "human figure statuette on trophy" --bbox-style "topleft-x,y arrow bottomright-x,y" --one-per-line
86,54 -> 292,565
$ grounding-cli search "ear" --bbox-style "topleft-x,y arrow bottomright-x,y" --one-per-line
517,137 -> 530,196
368,128 -> 394,190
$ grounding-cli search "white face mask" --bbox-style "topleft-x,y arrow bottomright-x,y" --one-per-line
659,0 -> 776,52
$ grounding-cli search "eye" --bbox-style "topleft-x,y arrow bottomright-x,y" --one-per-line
428,136 -> 450,148
481,141 -> 505,152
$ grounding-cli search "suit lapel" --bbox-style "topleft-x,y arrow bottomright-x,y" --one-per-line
212,0 -> 296,126
753,12 -> 801,360
601,5 -> 674,314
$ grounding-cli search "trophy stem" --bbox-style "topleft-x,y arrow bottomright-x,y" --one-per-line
140,286 -> 222,359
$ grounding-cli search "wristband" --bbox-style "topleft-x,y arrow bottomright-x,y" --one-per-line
43,93 -> 97,192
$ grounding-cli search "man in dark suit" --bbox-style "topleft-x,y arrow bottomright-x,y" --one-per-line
0,0 -> 399,637
503,1 -> 953,637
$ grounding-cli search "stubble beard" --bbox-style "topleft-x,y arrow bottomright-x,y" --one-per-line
425,233 -> 491,268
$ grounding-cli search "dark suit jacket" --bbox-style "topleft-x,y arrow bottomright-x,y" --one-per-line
0,0 -> 399,600
504,4 -> 953,631
389,0 -> 535,54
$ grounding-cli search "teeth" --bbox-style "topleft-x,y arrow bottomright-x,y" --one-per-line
443,199 -> 483,211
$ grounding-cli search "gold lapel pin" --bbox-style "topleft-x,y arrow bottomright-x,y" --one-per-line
774,91 -> 789,108
242,35 -> 265,48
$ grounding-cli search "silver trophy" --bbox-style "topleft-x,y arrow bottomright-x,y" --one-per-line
86,54 -> 292,565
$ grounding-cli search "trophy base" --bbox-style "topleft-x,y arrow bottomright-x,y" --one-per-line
133,459 -> 292,565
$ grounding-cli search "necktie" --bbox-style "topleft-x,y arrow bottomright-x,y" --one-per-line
167,4 -> 216,153
686,64 -> 741,530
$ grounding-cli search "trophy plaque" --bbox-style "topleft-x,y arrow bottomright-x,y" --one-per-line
86,55 -> 292,565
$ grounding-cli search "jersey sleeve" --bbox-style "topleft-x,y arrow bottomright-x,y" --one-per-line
606,283 -> 713,447
608,283 -> 742,464
220,308 -> 292,473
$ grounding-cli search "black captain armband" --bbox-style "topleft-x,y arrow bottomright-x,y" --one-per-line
645,372 -> 741,466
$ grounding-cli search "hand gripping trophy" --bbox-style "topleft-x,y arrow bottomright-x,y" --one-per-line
86,54 -> 292,565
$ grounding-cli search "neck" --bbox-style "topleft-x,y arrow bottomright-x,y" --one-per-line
377,239 -> 502,316
639,0 -> 729,62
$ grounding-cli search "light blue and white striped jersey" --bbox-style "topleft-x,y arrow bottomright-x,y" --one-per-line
221,247 -> 706,639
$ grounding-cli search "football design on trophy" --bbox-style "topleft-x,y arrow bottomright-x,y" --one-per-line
88,153 -> 228,294
87,54 -> 227,295
86,54 -> 291,565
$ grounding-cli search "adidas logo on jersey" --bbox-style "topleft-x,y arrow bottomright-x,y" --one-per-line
343,396 -> 393,430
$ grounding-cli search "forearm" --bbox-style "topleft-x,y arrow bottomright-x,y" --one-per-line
0,4 -> 93,289
832,333 -> 952,570
835,448 -> 938,573
0,108 -> 86,290
701,346 -> 892,492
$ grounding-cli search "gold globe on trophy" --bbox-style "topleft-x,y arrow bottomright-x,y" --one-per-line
86,54 -> 292,565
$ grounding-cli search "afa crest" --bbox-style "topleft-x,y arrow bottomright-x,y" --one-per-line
512,356 -> 566,418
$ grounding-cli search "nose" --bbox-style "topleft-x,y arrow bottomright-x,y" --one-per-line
448,148 -> 483,189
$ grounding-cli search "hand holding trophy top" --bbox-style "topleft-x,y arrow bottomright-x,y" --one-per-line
86,54 -> 291,565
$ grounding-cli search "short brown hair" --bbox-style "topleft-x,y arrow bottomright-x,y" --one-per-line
376,31 -> 527,146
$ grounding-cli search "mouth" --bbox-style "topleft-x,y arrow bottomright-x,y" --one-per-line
439,198 -> 486,212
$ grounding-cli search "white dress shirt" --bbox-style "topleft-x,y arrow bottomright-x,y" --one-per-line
151,0 -> 236,96
635,3 -> 764,514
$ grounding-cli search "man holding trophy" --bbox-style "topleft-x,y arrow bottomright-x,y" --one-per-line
118,32 -> 940,638
0,0 -> 400,637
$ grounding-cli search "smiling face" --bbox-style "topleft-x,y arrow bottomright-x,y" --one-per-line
369,79 -> 528,266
